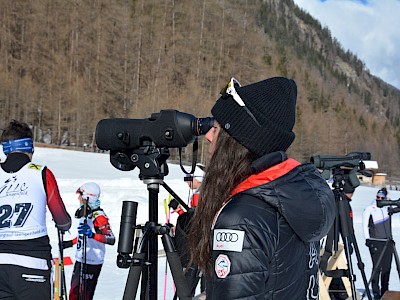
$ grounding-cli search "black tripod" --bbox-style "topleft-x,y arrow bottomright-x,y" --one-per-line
320,168 -> 372,300
362,207 -> 400,299
116,147 -> 192,300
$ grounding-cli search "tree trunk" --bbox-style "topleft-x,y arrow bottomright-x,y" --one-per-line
216,0 -> 225,95
195,0 -> 206,80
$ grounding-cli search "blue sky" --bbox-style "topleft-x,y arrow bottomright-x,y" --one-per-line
293,0 -> 400,89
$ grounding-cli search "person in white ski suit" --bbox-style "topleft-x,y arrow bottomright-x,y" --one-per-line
62,182 -> 115,300
363,189 -> 393,299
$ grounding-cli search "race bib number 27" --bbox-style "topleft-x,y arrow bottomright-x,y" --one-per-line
0,203 -> 33,228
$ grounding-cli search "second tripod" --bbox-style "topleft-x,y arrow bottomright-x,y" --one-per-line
320,168 -> 372,300
311,151 -> 373,300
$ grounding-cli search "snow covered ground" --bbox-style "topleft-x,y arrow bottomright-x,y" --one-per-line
3,147 -> 400,299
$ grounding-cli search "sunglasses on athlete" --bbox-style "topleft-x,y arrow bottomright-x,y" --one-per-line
220,77 -> 261,127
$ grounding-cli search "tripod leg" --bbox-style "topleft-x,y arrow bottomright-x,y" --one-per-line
122,252 -> 146,300
391,240 -> 400,282
161,232 -> 192,300
140,260 -> 149,300
336,190 -> 371,299
337,197 -> 358,299
362,240 -> 390,299
342,237 -> 358,299
120,226 -> 150,300
349,236 -> 372,300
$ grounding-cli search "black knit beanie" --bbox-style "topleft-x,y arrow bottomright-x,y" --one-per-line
211,77 -> 297,157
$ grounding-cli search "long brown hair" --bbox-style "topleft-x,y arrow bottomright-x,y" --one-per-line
188,129 -> 257,272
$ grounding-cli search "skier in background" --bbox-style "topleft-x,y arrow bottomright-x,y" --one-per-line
185,163 -> 205,208
363,189 -> 393,299
0,120 -> 71,300
170,163 -> 205,216
62,182 -> 115,300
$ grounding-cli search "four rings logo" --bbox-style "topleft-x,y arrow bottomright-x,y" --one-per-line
213,229 -> 244,252
216,232 -> 239,242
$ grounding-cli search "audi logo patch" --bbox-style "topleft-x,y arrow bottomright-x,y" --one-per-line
216,232 -> 239,242
213,229 -> 244,252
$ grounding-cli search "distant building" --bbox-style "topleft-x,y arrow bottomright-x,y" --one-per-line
358,160 -> 386,185
372,173 -> 387,186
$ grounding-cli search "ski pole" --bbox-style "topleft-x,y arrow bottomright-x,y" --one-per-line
163,195 -> 172,300
79,198 -> 89,300
57,229 -> 68,300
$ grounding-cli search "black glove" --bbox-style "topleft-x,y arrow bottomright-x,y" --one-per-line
62,240 -> 74,249
168,199 -> 180,210
165,222 -> 174,229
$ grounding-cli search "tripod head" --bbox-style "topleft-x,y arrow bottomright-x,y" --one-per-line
108,144 -> 170,176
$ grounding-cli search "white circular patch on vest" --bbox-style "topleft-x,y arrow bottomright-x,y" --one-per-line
215,254 -> 231,278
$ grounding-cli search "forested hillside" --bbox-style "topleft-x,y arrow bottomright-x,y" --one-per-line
1,0 -> 400,176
